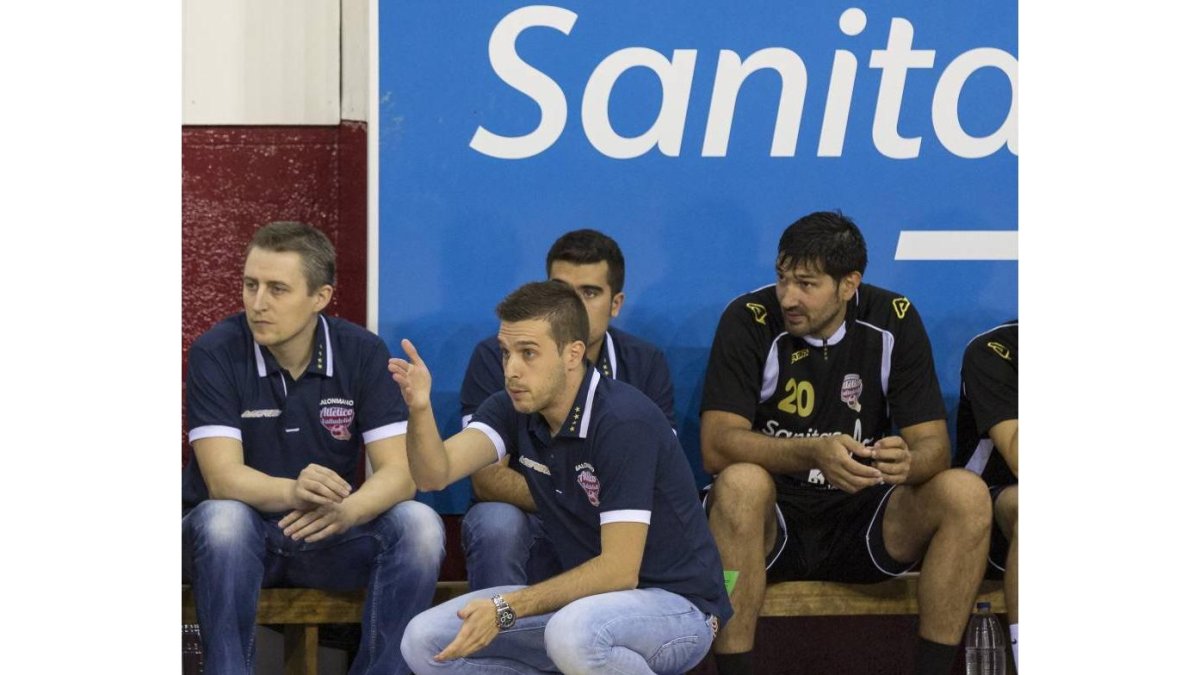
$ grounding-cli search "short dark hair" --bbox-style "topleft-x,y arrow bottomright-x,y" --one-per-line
545,229 -> 626,294
496,280 -> 590,351
246,221 -> 336,293
777,211 -> 868,280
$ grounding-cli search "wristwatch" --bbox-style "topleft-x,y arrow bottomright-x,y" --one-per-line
491,594 -> 516,630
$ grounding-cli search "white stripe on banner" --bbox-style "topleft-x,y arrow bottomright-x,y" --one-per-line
894,231 -> 1018,261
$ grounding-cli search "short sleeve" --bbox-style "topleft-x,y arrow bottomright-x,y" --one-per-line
355,338 -> 411,444
885,301 -> 947,429
460,338 -> 505,427
701,301 -> 768,422
467,390 -> 519,462
961,336 -> 1018,435
186,341 -> 243,442
592,418 -> 658,524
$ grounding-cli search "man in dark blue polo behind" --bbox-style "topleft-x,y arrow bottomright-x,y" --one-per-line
182,221 -> 444,675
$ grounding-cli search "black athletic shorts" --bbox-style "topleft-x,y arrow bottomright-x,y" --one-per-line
765,482 -> 919,583
984,484 -> 1015,579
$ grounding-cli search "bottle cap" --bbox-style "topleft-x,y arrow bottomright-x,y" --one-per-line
976,601 -> 991,611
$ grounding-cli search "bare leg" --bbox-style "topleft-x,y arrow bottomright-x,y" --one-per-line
994,485 -> 1018,623
707,463 -> 778,655
882,469 -> 992,643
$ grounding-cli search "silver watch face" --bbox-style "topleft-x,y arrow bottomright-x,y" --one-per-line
492,595 -> 516,629
497,607 -> 516,629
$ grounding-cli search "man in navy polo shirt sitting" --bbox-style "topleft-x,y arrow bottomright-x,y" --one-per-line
393,281 -> 731,675
182,221 -> 444,675
459,229 -> 676,591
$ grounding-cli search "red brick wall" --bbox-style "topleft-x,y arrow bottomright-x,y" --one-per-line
181,123 -> 368,464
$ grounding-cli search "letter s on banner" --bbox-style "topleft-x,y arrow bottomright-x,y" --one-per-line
468,6 -> 578,159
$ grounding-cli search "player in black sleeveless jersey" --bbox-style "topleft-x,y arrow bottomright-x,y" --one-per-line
954,321 -> 1018,670
700,211 -> 992,675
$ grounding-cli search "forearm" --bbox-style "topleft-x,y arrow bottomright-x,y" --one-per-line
506,554 -> 636,619
703,424 -> 824,475
343,464 -> 417,523
471,463 -> 537,512
993,421 -> 1018,478
904,435 -> 951,485
405,404 -> 454,491
205,465 -> 299,513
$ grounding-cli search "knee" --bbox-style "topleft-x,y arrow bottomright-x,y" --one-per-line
377,501 -> 445,566
399,608 -> 446,673
925,469 -> 992,533
184,500 -> 260,552
545,603 -> 606,673
709,463 -> 775,522
462,502 -> 529,546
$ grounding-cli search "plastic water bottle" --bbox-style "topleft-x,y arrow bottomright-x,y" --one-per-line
965,601 -> 1006,675
182,623 -> 204,675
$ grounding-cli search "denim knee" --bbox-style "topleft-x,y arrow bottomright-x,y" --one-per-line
399,606 -> 450,673
184,500 -> 263,552
462,502 -> 531,551
375,500 -> 445,567
544,601 -> 605,672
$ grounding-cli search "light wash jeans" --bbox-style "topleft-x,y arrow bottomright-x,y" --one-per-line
460,502 -> 562,591
183,499 -> 445,675
400,585 -> 715,675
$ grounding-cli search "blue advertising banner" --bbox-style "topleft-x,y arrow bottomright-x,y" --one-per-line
377,1 -> 1017,513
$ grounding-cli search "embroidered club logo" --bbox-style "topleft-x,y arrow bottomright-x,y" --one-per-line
576,469 -> 601,507
892,297 -> 911,319
745,303 -> 768,325
841,373 -> 863,412
320,406 -> 354,441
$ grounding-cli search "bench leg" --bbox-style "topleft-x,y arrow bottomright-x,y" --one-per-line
283,625 -> 319,675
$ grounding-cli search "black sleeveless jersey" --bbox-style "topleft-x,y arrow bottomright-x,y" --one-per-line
702,283 -> 946,492
953,321 -> 1018,488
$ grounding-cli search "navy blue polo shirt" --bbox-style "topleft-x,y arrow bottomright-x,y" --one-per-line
468,366 -> 732,624
182,313 -> 409,513
460,327 -> 676,429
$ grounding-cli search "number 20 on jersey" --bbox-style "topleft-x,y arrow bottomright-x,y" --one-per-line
777,378 -> 815,417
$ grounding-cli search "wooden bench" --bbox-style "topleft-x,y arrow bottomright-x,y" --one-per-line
182,582 -> 467,675
182,577 -> 1004,674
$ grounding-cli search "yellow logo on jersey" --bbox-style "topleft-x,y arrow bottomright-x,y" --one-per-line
746,303 -> 768,325
892,297 -> 911,319
791,348 -> 810,364
986,341 -> 1012,360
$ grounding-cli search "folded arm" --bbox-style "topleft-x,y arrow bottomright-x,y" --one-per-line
701,409 -> 882,492
192,436 -> 350,513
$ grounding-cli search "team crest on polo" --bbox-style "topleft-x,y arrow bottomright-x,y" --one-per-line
576,469 -> 601,507
841,374 -> 863,412
320,405 -> 354,441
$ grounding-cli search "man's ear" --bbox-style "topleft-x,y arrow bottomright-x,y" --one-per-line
609,291 -> 625,318
839,272 -> 862,301
564,339 -> 587,369
312,284 -> 334,313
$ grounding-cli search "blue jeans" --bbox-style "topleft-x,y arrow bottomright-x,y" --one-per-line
460,503 -> 562,591
183,499 -> 445,675
400,585 -> 715,675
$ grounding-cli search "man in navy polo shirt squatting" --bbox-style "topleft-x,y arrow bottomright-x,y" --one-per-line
394,281 -> 731,675
459,228 -> 676,591
182,221 -> 444,675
